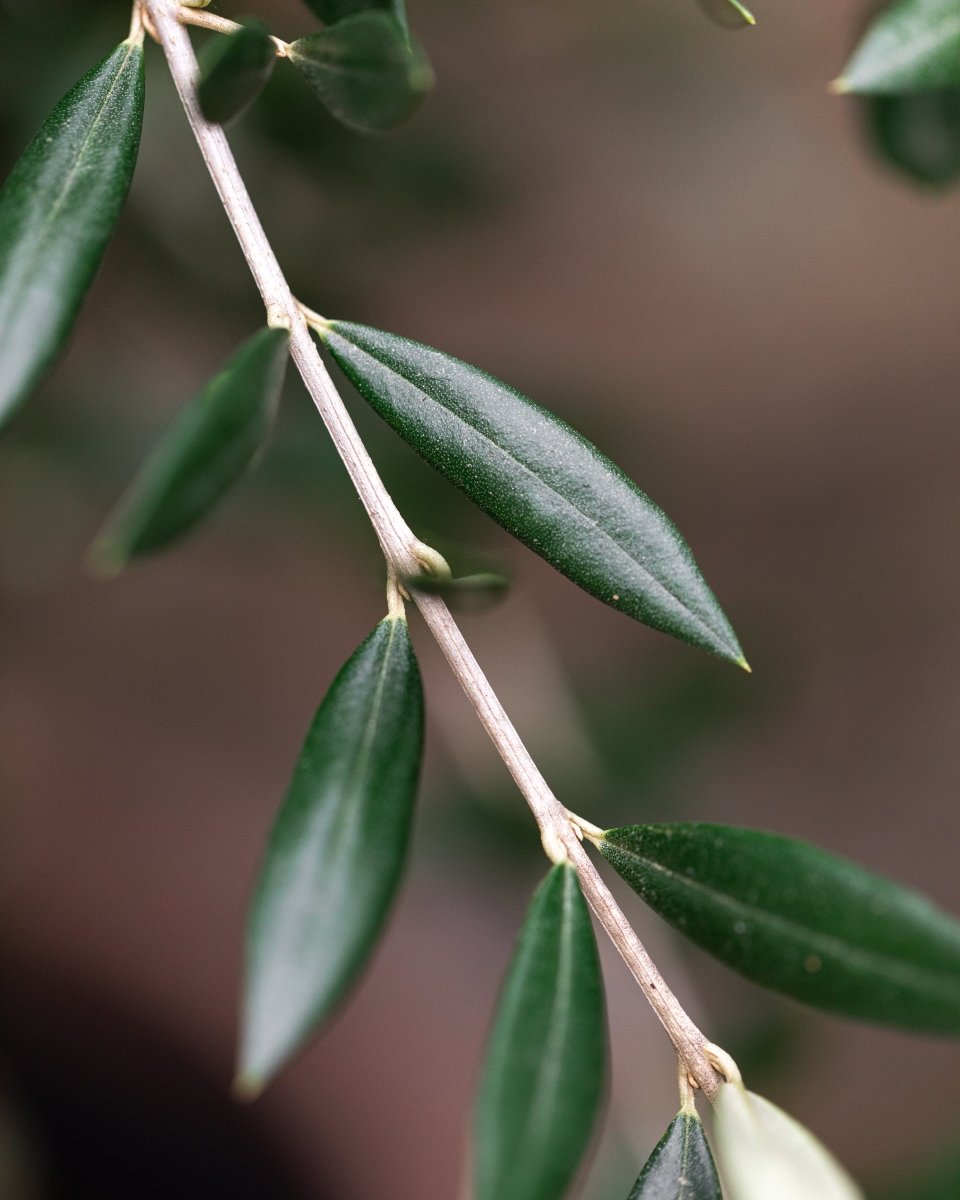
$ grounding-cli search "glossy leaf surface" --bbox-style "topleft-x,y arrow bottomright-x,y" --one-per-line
198,22 -> 276,125
0,41 -> 144,427
599,823 -> 960,1032
474,864 -> 605,1200
91,326 -> 289,570
865,90 -> 960,185
694,0 -> 756,30
839,0 -> 960,93
239,616 -> 424,1092
628,1112 -> 721,1199
322,322 -> 745,664
712,1085 -> 862,1200
288,13 -> 432,133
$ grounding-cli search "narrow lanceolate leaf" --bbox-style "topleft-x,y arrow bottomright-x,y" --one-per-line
694,0 -> 756,30
628,1112 -> 721,1199
0,41 -> 144,428
473,864 -> 605,1200
90,326 -> 289,572
865,90 -> 960,186
837,0 -> 960,94
198,22 -> 277,125
238,617 -> 424,1094
712,1084 -> 863,1200
287,13 -> 433,133
321,321 -> 745,664
599,823 -> 960,1033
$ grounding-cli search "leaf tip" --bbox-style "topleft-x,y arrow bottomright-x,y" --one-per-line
829,76 -> 851,95
412,59 -> 436,93
711,631 -> 751,671
696,0 -> 755,30
231,1070 -> 265,1103
84,536 -> 127,578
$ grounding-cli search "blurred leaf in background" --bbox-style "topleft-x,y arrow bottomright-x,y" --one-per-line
839,0 -> 960,93
870,1138 -> 960,1200
863,90 -> 960,186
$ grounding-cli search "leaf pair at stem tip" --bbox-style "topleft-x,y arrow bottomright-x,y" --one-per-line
196,8 -> 433,134
289,12 -> 434,133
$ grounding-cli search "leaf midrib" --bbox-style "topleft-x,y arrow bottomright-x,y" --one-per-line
326,619 -> 405,877
341,335 -> 726,651
515,871 -> 585,1175
678,1116 -> 696,1200
37,42 -> 138,254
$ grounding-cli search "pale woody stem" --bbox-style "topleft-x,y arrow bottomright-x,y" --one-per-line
141,0 -> 722,1100
141,0 -> 421,580
176,6 -> 290,56
415,593 -> 720,1098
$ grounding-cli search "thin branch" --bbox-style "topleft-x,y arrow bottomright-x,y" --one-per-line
175,5 -> 290,57
414,592 -> 721,1097
141,0 -> 723,1100
142,0 -> 422,580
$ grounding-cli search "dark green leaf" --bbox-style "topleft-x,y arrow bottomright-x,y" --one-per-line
238,616 -> 424,1094
198,22 -> 277,125
598,823 -> 960,1033
287,12 -> 433,133
90,326 -> 289,571
321,321 -> 746,665
864,90 -> 960,185
838,0 -> 960,94
628,1112 -> 721,1199
302,0 -> 410,39
0,40 -> 144,428
473,863 -> 605,1200
307,0 -> 384,19
694,0 -> 756,30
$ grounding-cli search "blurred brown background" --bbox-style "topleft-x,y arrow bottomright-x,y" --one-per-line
1,0 -> 958,1195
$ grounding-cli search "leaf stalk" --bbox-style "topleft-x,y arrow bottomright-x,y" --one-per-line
175,4 -> 291,57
